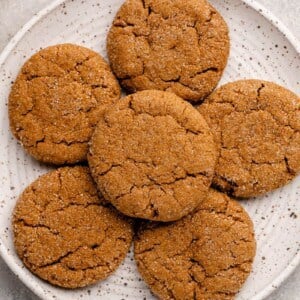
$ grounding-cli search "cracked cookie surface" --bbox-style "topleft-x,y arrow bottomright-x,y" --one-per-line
88,90 -> 217,222
107,0 -> 229,103
134,189 -> 256,300
198,80 -> 300,197
9,43 -> 120,165
13,166 -> 133,288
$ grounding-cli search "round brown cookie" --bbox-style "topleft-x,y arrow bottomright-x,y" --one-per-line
107,0 -> 229,103
198,79 -> 300,198
9,43 -> 120,165
134,189 -> 256,300
88,90 -> 217,222
13,166 -> 133,288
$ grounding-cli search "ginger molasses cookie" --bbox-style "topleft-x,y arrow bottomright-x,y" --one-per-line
88,90 -> 217,222
9,44 -> 120,165
198,80 -> 300,198
134,189 -> 256,300
107,0 -> 229,103
13,166 -> 133,288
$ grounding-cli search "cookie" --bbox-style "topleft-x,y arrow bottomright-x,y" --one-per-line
134,189 -> 256,300
13,166 -> 133,288
88,90 -> 217,222
198,80 -> 300,198
9,43 -> 120,165
107,0 -> 229,103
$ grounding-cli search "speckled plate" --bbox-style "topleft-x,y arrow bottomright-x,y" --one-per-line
0,0 -> 299,299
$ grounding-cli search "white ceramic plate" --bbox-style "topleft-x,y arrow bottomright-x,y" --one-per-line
0,0 -> 299,299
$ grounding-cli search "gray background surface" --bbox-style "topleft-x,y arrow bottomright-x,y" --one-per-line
0,0 -> 299,299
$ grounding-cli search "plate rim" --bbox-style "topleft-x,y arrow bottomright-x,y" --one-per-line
0,0 -> 299,299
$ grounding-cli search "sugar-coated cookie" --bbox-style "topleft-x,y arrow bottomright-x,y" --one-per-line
198,80 -> 300,197
134,189 -> 256,300
107,0 -> 229,103
13,166 -> 133,288
88,90 -> 217,221
9,44 -> 120,165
